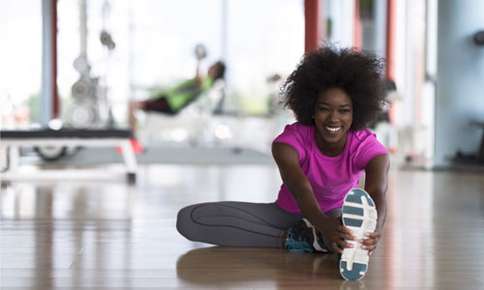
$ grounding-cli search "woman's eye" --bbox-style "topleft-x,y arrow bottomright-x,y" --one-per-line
318,107 -> 329,111
340,109 -> 351,113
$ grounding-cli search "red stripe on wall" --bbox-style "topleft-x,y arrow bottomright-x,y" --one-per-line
385,0 -> 396,80
305,0 -> 320,52
353,0 -> 362,50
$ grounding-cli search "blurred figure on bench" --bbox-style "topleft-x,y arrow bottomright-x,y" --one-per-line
128,61 -> 226,130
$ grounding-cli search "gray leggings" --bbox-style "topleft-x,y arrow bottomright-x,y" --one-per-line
176,202 -> 301,248
176,201 -> 341,248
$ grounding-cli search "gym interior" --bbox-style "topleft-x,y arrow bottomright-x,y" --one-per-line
1,0 -> 484,289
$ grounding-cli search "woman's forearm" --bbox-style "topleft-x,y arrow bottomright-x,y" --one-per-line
374,195 -> 386,232
364,154 -> 390,233
286,179 -> 328,226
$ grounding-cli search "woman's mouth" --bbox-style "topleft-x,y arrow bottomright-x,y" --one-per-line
325,126 -> 342,134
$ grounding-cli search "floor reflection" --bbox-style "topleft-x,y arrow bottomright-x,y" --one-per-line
33,186 -> 54,290
1,168 -> 484,289
176,247 -> 352,289
1,182 -> 135,289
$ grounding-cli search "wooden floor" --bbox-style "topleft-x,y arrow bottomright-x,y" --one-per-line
1,165 -> 484,289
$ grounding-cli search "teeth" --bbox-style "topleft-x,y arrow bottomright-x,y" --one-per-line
325,126 -> 341,132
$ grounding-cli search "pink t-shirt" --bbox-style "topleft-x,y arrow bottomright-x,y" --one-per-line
273,122 -> 387,214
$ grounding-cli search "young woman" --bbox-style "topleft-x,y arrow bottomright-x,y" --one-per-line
176,46 -> 389,280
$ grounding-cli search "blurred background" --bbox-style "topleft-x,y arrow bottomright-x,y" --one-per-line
1,0 -> 483,169
1,2 -> 484,289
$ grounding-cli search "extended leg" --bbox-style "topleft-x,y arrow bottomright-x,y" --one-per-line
176,202 -> 301,248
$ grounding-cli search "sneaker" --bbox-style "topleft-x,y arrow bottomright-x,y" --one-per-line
285,219 -> 328,253
339,188 -> 378,281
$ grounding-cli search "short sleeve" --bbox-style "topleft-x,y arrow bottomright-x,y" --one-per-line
273,123 -> 308,162
352,129 -> 388,170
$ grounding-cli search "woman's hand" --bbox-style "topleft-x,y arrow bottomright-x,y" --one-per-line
361,231 -> 381,254
317,216 -> 355,253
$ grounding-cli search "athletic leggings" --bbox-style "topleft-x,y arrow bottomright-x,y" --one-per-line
176,201 -> 341,248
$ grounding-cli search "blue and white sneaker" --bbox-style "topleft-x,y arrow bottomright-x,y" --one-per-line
285,219 -> 329,253
339,188 -> 378,281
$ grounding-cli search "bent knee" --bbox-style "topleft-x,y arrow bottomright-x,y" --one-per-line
176,205 -> 196,240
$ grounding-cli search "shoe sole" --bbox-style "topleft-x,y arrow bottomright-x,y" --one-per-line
339,188 -> 377,281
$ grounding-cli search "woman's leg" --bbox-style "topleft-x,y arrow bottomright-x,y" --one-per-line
128,97 -> 174,132
142,96 -> 174,114
176,202 -> 301,248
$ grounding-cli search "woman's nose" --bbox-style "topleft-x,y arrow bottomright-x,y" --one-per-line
329,110 -> 339,121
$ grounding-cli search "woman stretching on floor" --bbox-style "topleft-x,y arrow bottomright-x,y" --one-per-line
176,46 -> 390,281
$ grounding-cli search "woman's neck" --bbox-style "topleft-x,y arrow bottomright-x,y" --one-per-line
314,131 -> 347,156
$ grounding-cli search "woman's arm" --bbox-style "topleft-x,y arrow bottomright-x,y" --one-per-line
361,154 -> 390,252
272,142 -> 324,223
364,154 -> 390,231
272,142 -> 354,251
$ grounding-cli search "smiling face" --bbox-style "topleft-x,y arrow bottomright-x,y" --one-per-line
313,87 -> 353,155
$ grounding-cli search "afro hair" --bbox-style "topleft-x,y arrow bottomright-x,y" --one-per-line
281,46 -> 387,130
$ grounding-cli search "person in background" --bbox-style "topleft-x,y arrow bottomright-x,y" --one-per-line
128,61 -> 226,131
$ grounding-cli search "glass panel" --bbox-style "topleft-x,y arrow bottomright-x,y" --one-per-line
0,0 -> 42,127
56,0 -> 304,126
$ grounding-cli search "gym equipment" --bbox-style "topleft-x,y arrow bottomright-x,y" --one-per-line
473,30 -> 484,46
100,30 -> 116,50
475,121 -> 484,162
34,146 -> 67,161
66,0 -> 116,129
0,128 -> 137,184
33,119 -> 76,162
194,43 -> 207,60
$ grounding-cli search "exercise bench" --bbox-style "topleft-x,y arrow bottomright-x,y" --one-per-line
471,121 -> 484,163
0,128 -> 137,184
